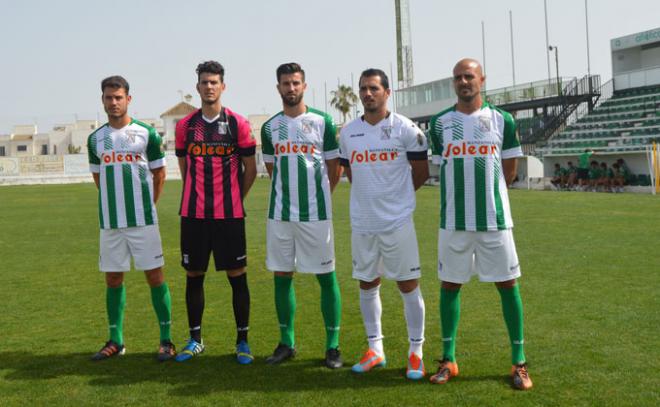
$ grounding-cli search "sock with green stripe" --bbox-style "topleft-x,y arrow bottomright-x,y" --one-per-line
107,285 -> 126,345
150,283 -> 172,343
316,271 -> 341,350
440,287 -> 461,362
274,275 -> 296,348
498,284 -> 526,365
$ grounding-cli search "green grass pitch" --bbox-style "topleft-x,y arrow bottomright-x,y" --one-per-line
0,178 -> 658,406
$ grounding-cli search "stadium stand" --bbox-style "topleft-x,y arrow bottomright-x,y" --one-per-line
536,84 -> 660,157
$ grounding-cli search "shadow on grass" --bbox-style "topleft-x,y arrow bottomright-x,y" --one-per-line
0,351 -> 463,396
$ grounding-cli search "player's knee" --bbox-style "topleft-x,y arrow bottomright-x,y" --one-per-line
105,272 -> 124,288
144,268 -> 164,287
227,268 -> 246,278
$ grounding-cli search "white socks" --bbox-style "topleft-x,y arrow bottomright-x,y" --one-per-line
359,285 -> 384,356
400,286 -> 425,358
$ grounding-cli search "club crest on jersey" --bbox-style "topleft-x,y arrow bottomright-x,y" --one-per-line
125,130 -> 138,144
443,142 -> 498,158
478,116 -> 491,132
217,121 -> 228,135
301,119 -> 314,135
380,126 -> 392,140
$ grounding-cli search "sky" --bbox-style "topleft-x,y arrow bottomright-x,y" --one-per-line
1,0 -> 659,133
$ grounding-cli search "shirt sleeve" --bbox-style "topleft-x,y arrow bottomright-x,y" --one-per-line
402,119 -> 428,161
338,128 -> 350,167
146,127 -> 166,169
501,110 -> 523,159
175,116 -> 188,158
429,115 -> 443,165
323,113 -> 339,160
87,132 -> 100,173
261,121 -> 274,164
237,115 -> 256,156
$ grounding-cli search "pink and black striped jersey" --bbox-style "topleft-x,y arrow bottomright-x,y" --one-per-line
175,107 -> 256,219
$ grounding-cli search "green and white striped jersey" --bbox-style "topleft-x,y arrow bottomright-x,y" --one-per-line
87,119 -> 165,229
429,102 -> 522,231
261,107 -> 338,222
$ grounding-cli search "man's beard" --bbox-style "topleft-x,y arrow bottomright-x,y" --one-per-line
281,93 -> 303,107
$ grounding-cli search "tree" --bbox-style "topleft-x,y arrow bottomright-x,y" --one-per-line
330,84 -> 358,124
67,144 -> 82,154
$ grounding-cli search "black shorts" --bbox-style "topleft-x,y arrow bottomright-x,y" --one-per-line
180,217 -> 247,271
577,168 -> 589,180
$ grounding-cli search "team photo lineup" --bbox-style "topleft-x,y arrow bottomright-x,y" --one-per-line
87,58 -> 532,390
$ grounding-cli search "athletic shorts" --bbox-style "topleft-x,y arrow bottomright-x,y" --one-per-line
437,229 -> 521,284
266,219 -> 335,274
99,224 -> 164,272
180,217 -> 247,272
577,168 -> 589,180
351,220 -> 422,282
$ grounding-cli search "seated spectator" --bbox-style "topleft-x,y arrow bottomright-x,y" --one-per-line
588,160 -> 601,191
551,163 -> 566,190
566,161 -> 577,190
617,158 -> 632,184
611,163 -> 625,192
597,162 -> 611,192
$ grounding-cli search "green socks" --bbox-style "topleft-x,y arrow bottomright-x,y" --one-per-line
106,285 -> 126,345
440,287 -> 461,362
274,275 -> 296,347
498,284 -> 526,365
150,283 -> 173,342
316,271 -> 341,350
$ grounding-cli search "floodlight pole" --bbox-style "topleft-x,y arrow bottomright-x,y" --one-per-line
549,45 -> 561,97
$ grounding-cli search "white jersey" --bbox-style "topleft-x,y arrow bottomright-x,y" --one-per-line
429,102 -> 523,231
87,119 -> 165,230
261,107 -> 338,222
339,112 -> 428,233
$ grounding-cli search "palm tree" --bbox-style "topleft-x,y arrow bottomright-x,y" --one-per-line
330,84 -> 358,124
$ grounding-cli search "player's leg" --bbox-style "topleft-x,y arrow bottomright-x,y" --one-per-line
351,231 -> 386,373
92,228 -> 129,361
476,230 -> 532,390
129,224 -> 175,361
382,221 -> 426,380
176,218 -> 210,362
430,229 -> 472,383
265,219 -> 297,364
295,220 -> 342,368
215,218 -> 252,364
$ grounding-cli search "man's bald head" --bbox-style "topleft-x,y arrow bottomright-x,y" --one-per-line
452,58 -> 485,106
453,58 -> 483,78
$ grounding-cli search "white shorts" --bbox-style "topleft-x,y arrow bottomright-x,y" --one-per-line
352,220 -> 422,282
266,219 -> 335,274
99,224 -> 164,272
437,229 -> 521,284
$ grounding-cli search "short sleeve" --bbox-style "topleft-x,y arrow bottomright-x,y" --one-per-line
146,127 -> 166,169
323,113 -> 339,160
429,115 -> 444,165
175,114 -> 190,158
338,127 -> 350,167
402,119 -> 428,161
236,115 -> 256,156
500,110 -> 523,159
261,120 -> 274,164
87,132 -> 100,173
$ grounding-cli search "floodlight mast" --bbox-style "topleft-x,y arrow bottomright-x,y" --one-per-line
395,0 -> 414,90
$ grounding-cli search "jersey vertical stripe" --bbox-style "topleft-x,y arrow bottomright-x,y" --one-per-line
429,102 -> 523,231
175,108 -> 256,219
87,120 -> 165,229
261,107 -> 338,222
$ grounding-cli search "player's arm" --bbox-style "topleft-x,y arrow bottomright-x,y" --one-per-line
151,166 -> 166,203
409,158 -> 429,190
177,157 -> 187,181
92,172 -> 100,189
326,158 -> 341,192
265,162 -> 274,178
502,158 -> 518,187
342,164 -> 352,183
87,132 -> 101,189
241,155 -> 257,198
